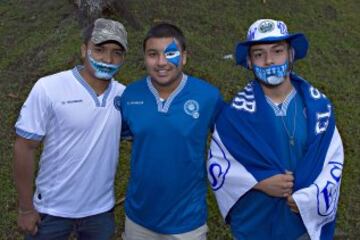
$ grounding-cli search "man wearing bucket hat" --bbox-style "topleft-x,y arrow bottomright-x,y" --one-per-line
207,19 -> 344,239
14,18 -> 127,239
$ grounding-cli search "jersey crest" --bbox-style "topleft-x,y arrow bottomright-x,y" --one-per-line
184,99 -> 200,119
113,96 -> 122,111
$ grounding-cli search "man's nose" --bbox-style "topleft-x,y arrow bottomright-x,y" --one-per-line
158,54 -> 168,66
102,51 -> 113,64
264,52 -> 274,66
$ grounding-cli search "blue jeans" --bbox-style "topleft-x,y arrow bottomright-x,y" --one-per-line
25,209 -> 115,240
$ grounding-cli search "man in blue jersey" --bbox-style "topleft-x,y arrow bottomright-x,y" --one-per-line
120,23 -> 223,239
208,19 -> 344,239
13,18 -> 128,239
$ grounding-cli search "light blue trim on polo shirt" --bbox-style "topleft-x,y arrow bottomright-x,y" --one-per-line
72,66 -> 113,107
265,88 -> 296,116
101,80 -> 113,107
16,127 -> 43,141
146,74 -> 188,113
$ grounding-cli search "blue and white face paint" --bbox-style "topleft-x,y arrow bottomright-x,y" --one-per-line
253,61 -> 289,85
87,50 -> 122,80
164,40 -> 181,67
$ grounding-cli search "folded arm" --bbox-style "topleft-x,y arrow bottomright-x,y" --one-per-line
254,171 -> 294,198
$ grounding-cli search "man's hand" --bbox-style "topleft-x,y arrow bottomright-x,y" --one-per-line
287,195 -> 300,213
17,209 -> 41,236
254,172 -> 294,197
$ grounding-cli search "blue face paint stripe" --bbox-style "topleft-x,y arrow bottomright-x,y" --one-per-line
164,40 -> 181,67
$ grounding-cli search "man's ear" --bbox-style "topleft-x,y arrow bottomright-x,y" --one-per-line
182,50 -> 187,66
289,47 -> 295,63
81,44 -> 87,60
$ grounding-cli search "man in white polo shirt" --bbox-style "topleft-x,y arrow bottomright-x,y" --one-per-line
13,18 -> 127,239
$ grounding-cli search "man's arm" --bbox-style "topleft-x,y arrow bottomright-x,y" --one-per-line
13,136 -> 41,235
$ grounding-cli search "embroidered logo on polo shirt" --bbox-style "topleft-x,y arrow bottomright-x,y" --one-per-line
127,101 -> 144,105
184,99 -> 200,119
61,99 -> 83,105
113,96 -> 121,111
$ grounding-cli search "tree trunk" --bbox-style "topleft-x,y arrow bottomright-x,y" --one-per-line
75,0 -> 103,24
74,0 -> 141,29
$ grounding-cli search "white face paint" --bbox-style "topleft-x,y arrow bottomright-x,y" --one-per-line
87,50 -> 122,80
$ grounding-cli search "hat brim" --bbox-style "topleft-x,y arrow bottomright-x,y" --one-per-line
92,35 -> 128,51
235,33 -> 308,68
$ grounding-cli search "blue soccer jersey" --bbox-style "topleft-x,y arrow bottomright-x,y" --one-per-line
121,74 -> 223,234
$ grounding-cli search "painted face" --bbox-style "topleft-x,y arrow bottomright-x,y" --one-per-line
83,42 -> 125,80
87,50 -> 122,80
144,37 -> 186,89
252,61 -> 289,85
249,41 -> 291,85
164,40 -> 181,67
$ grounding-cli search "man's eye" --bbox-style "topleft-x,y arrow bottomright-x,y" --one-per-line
114,51 -> 124,57
93,48 -> 103,53
165,51 -> 179,58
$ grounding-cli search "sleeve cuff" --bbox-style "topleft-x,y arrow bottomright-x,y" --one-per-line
15,128 -> 44,141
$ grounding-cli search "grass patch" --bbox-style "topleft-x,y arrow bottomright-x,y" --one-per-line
1,0 -> 359,239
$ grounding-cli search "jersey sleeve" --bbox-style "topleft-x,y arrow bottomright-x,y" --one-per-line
121,118 -> 133,140
15,80 -> 51,141
119,89 -> 133,140
209,91 -> 225,132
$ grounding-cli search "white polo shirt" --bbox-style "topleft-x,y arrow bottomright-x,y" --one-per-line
15,66 -> 125,218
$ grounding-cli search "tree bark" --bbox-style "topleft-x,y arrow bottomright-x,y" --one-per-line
74,0 -> 141,29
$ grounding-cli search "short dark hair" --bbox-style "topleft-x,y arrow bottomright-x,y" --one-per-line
143,23 -> 186,51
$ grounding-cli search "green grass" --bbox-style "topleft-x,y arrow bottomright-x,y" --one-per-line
1,0 -> 359,239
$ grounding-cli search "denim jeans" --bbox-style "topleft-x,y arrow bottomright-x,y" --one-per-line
25,209 -> 115,240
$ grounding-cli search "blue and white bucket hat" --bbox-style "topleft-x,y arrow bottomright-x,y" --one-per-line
235,19 -> 309,68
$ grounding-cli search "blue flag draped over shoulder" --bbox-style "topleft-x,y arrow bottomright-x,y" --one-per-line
207,74 -> 344,240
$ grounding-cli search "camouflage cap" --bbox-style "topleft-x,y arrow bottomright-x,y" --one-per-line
91,18 -> 128,51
